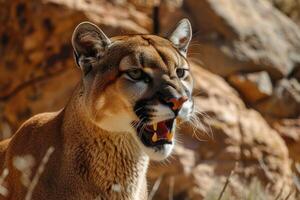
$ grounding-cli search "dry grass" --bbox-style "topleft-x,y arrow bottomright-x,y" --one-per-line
25,147 -> 55,200
148,176 -> 163,200
0,146 -> 55,199
0,151 -> 299,199
205,177 -> 272,200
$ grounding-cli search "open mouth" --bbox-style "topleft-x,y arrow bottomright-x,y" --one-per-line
135,119 -> 175,147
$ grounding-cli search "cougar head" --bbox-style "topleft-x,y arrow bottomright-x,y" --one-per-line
72,19 -> 193,161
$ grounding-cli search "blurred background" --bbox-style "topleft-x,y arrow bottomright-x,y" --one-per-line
0,0 -> 300,199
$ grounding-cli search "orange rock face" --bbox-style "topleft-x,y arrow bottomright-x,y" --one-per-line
0,0 -> 299,199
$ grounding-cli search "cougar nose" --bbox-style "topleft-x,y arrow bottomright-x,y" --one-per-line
166,96 -> 188,111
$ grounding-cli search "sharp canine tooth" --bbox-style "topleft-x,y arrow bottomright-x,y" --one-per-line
167,132 -> 173,141
152,132 -> 158,142
153,123 -> 157,131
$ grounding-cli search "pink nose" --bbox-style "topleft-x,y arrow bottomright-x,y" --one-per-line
167,96 -> 188,111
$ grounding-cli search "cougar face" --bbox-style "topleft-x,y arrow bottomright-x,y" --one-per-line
72,19 -> 193,161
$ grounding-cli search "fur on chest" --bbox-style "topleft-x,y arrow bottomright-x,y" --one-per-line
64,134 -> 149,199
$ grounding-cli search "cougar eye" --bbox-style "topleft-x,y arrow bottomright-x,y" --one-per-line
176,68 -> 187,78
126,69 -> 144,80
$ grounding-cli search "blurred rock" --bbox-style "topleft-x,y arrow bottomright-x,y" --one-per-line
270,118 -> 300,141
289,64 -> 300,81
268,118 -> 300,165
228,71 -> 273,103
255,78 -> 300,118
128,0 -> 183,10
148,63 -> 292,199
266,0 -> 300,25
185,0 -> 300,80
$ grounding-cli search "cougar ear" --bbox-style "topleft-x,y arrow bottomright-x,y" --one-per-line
72,22 -> 111,74
168,19 -> 192,57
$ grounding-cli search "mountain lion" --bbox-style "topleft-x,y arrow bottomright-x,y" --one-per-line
0,19 -> 194,199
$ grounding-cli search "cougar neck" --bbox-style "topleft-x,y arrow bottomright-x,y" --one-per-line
61,84 -> 149,199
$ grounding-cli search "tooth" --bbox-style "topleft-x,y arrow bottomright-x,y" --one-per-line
153,123 -> 157,131
167,132 -> 173,141
152,132 -> 158,142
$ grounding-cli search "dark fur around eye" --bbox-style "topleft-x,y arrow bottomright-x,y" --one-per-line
176,68 -> 187,78
127,69 -> 143,80
126,69 -> 151,83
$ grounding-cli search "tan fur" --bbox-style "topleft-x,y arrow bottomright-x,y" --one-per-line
0,20 -> 193,199
0,85 -> 149,200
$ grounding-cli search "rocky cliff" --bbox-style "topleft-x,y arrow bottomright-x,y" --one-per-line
0,0 -> 299,199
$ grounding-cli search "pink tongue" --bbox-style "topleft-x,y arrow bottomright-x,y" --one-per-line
157,121 -> 168,139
